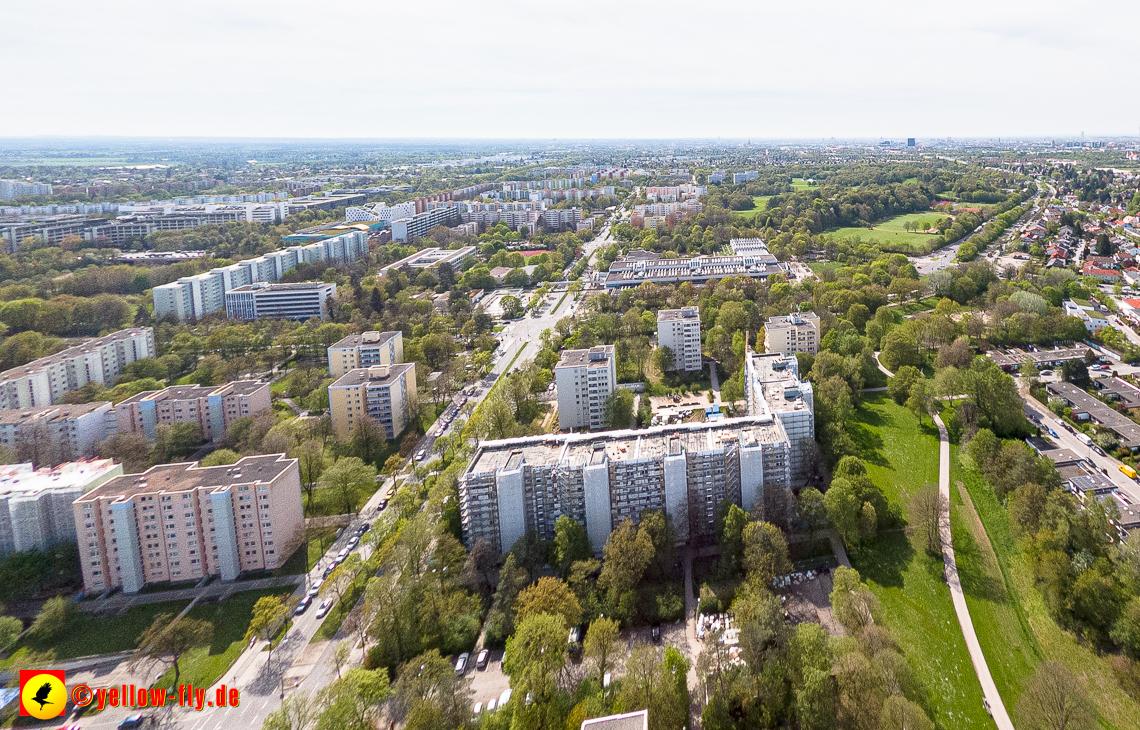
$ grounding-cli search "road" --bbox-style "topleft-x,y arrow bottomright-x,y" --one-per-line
933,412 -> 1015,730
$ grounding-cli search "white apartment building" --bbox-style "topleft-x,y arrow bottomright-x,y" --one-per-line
0,402 -> 117,467
73,454 -> 304,593
225,282 -> 337,321
327,331 -> 404,377
0,180 -> 53,199
391,206 -> 462,243
345,201 -> 417,223
708,171 -> 727,184
328,363 -> 417,439
744,352 -> 815,485
0,328 -> 156,410
555,345 -> 617,431
657,307 -> 703,372
763,312 -> 821,356
733,171 -> 759,184
0,460 -> 122,557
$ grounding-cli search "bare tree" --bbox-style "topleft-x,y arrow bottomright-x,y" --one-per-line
331,640 -> 351,679
1016,661 -> 1096,730
911,485 -> 946,555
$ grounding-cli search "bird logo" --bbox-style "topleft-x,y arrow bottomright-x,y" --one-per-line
19,670 -> 66,719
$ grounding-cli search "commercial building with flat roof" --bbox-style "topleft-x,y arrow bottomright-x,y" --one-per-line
604,251 -> 784,288
556,345 -> 617,431
0,402 -> 117,467
657,307 -> 702,372
0,328 -> 155,410
116,381 -> 271,442
327,331 -> 404,377
328,363 -> 417,439
379,246 -> 477,276
225,282 -> 337,321
73,454 -> 304,593
763,312 -> 821,356
0,460 -> 122,557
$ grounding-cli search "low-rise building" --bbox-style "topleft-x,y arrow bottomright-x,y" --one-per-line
224,282 -> 337,321
556,346 -> 617,431
327,331 -> 404,377
0,460 -> 122,556
987,346 -> 1094,372
1046,381 -> 1140,450
763,312 -> 821,356
604,250 -> 784,288
328,364 -> 417,439
115,381 -> 271,442
657,307 -> 703,372
73,454 -> 304,593
0,328 -> 155,410
379,246 -> 477,276
0,403 -> 117,466
1063,299 -> 1110,332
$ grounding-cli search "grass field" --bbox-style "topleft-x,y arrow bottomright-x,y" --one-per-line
831,211 -> 944,252
808,261 -> 845,277
849,394 -> 992,729
791,178 -> 814,190
735,196 -> 773,219
22,599 -> 192,659
154,587 -> 294,689
953,449 -> 1140,729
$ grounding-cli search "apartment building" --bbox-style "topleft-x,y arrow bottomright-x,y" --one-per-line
733,171 -> 759,184
327,331 -> 404,377
345,201 -> 417,223
657,307 -> 703,372
708,171 -> 727,184
763,312 -> 821,356
224,282 -> 337,321
0,180 -> 53,199
328,363 -> 417,439
0,460 -> 122,557
744,352 -> 815,485
459,416 -> 792,553
0,403 -> 117,466
153,230 -> 367,322
73,454 -> 304,593
116,381 -> 271,442
391,206 -> 462,243
0,328 -> 155,410
555,346 -> 617,431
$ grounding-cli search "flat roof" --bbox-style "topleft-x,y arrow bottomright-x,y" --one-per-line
556,345 -> 614,369
76,453 -> 295,503
329,363 -> 415,389
0,402 -> 109,425
657,307 -> 699,322
0,459 -> 121,497
0,328 -> 152,384
117,380 -> 266,406
329,331 -> 401,350
227,282 -> 333,293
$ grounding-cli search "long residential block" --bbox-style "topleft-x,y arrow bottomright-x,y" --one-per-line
0,328 -> 155,410
328,363 -> 417,439
0,459 -> 122,557
73,454 -> 304,593
327,331 -> 404,377
115,381 -> 271,442
225,282 -> 337,321
0,402 -> 117,466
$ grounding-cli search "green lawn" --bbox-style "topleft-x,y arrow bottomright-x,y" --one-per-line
274,525 -> 339,576
953,449 -> 1140,729
791,177 -> 814,190
849,395 -> 992,729
808,261 -> 846,277
829,211 -> 947,253
21,599 -> 192,659
735,196 -> 772,218
154,587 -> 294,689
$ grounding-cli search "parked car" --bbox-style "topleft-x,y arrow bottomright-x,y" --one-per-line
294,596 -> 312,615
316,598 -> 334,619
119,715 -> 146,730
486,699 -> 497,712
337,548 -> 350,561
477,649 -> 490,669
309,580 -> 323,597
347,535 -> 359,548
416,450 -> 426,461
455,652 -> 470,675
474,702 -> 484,715
499,689 -> 512,707
322,565 -> 335,579
651,623 -> 661,643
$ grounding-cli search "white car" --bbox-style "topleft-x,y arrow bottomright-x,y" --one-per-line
308,580 -> 323,597
315,598 -> 334,619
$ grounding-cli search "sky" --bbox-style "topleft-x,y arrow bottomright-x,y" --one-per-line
3,0 -> 1139,140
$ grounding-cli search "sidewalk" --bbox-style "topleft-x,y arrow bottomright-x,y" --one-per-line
932,412 -> 1014,730
80,574 -> 304,614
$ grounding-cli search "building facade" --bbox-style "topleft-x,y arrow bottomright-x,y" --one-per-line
115,381 -> 271,442
763,312 -> 821,356
0,460 -> 122,557
224,282 -> 337,321
391,206 -> 462,243
0,402 -> 117,466
328,363 -> 417,439
327,331 -> 404,377
555,346 -> 617,431
657,307 -> 702,372
73,454 -> 304,593
744,352 -> 815,485
603,250 -> 785,288
0,328 -> 155,410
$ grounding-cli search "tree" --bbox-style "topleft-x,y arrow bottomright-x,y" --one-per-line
501,295 -> 523,319
829,567 -> 880,634
514,576 -> 582,629
29,596 -> 75,641
824,477 -> 863,547
294,439 -> 327,506
717,502 -> 749,576
880,329 -> 920,372
390,650 -> 473,729
246,595 -> 290,667
742,521 -> 791,589
0,614 -> 21,651
97,432 -> 151,473
261,691 -> 318,730
321,457 -> 377,514
348,417 -> 386,466
200,449 -> 240,467
133,613 -> 214,687
462,537 -> 498,599
503,612 -> 566,703
331,640 -> 350,679
905,378 -> 932,424
316,668 -> 391,730
322,553 -> 362,607
552,515 -> 592,578
797,488 -> 829,540
653,345 -> 675,373
797,667 -> 837,730
879,696 -> 933,730
620,643 -> 690,730
1016,661 -> 1096,730
604,388 -> 635,429
639,509 -> 677,582
886,365 -> 921,405
599,519 -> 654,616
911,485 -> 945,555
584,616 -> 621,686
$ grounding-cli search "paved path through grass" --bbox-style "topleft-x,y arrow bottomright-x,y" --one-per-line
933,412 -> 1014,730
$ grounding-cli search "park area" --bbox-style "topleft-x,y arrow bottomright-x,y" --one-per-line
830,211 -> 948,253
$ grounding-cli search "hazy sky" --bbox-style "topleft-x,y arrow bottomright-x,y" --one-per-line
3,0 -> 1138,140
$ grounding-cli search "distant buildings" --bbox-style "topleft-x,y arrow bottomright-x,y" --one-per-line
0,328 -> 155,410
0,403 -> 117,466
345,201 -> 417,223
0,460 -> 122,557
555,345 -> 617,431
224,282 -> 337,321
379,246 -> 477,276
153,230 -> 367,322
115,381 -> 272,442
708,171 -> 727,184
763,312 -> 821,356
73,454 -> 305,593
328,363 -> 418,439
327,331 -> 404,377
657,307 -> 703,372
0,180 -> 53,199
733,171 -> 759,184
